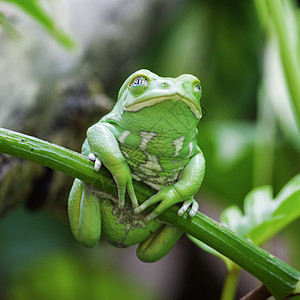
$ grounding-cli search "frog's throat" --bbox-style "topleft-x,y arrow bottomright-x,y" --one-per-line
125,95 -> 201,119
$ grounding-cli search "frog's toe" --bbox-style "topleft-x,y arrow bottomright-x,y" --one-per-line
94,158 -> 102,172
88,153 -> 96,162
134,206 -> 142,214
127,183 -> 138,208
144,212 -> 157,223
189,200 -> 199,217
138,220 -> 146,229
117,187 -> 126,209
178,198 -> 198,217
132,219 -> 146,229
134,192 -> 162,215
88,153 -> 102,172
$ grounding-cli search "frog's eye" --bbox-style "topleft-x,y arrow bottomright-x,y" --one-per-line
131,76 -> 148,88
193,82 -> 202,93
130,76 -> 148,96
193,82 -> 202,101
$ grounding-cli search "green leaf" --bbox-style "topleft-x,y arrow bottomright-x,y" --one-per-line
190,174 -> 300,266
1,0 -> 74,49
222,174 -> 300,246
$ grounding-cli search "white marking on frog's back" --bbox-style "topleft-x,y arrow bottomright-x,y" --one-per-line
173,136 -> 185,157
118,130 -> 131,143
131,173 -> 163,190
142,180 -> 162,191
139,153 -> 162,176
137,131 -> 163,177
139,131 -> 157,151
188,142 -> 193,156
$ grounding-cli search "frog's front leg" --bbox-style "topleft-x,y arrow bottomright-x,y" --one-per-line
68,178 -> 101,248
135,148 -> 205,222
136,225 -> 184,262
87,123 -> 138,209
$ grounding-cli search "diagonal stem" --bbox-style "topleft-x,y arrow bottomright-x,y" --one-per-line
0,127 -> 299,299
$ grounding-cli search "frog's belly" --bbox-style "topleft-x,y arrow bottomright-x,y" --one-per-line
119,143 -> 188,186
101,198 -> 161,247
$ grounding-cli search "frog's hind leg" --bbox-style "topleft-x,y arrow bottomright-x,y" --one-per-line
136,225 -> 183,262
68,178 -> 101,248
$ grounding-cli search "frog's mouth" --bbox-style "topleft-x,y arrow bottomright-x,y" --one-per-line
125,95 -> 202,119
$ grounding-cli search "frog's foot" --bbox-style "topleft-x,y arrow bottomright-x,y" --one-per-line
134,186 -> 181,223
88,153 -> 102,172
134,188 -> 199,223
177,197 -> 199,217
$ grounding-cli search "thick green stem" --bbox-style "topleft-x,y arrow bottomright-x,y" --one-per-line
0,127 -> 299,299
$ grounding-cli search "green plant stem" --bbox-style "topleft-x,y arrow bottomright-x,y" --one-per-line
0,127 -> 299,299
220,265 -> 241,300
255,0 -> 300,129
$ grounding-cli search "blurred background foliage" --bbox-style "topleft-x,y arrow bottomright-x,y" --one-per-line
0,0 -> 299,299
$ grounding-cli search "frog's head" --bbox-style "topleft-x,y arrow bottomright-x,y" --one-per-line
117,69 -> 202,119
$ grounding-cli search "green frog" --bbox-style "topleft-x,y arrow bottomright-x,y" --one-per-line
68,69 -> 205,262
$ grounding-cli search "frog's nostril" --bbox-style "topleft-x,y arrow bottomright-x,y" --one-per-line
162,82 -> 168,87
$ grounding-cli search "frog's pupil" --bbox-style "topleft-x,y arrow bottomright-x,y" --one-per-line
132,76 -> 148,87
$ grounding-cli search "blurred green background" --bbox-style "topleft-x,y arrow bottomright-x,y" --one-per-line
0,0 -> 299,299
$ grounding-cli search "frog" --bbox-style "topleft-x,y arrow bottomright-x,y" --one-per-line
68,69 -> 205,262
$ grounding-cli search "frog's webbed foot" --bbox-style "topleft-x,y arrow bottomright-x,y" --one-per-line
88,153 -> 102,172
134,187 -> 199,223
177,197 -> 199,217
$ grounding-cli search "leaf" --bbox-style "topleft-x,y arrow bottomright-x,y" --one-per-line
222,174 -> 300,245
189,174 -> 300,263
1,0 -> 74,49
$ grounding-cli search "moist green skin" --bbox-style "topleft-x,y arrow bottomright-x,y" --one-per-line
67,69 -> 205,262
107,99 -> 199,185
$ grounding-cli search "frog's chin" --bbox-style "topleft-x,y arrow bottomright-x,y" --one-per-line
125,95 -> 202,119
